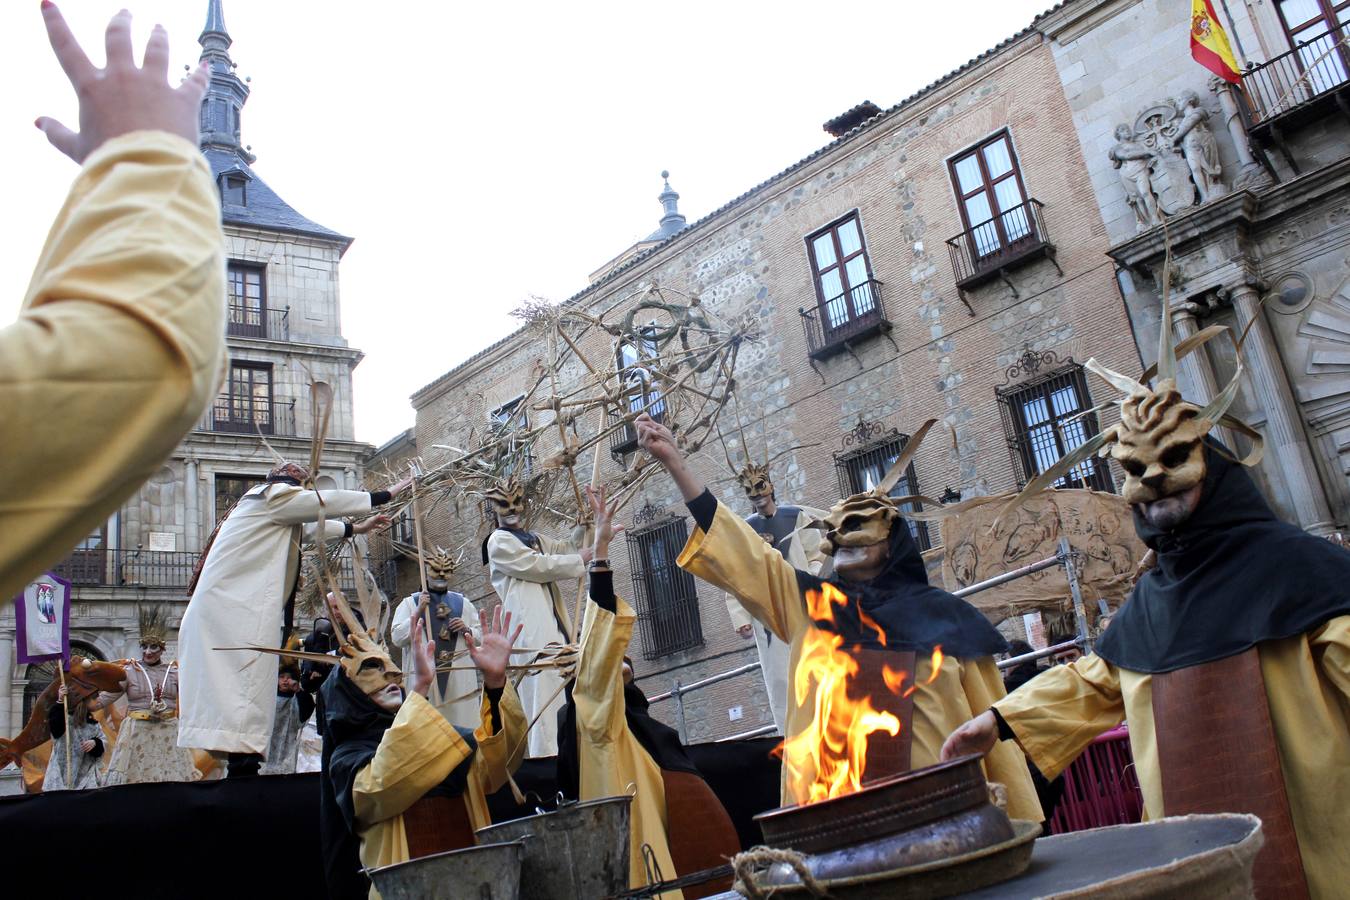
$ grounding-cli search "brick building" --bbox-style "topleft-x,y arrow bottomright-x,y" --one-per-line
0,0 -> 373,791
383,29 -> 1142,742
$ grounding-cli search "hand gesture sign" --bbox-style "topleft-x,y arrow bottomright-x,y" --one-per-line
583,484 -> 625,556
465,606 -> 522,690
37,4 -> 211,164
410,617 -> 436,697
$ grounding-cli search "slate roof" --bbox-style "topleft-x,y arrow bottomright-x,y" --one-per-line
206,149 -> 352,249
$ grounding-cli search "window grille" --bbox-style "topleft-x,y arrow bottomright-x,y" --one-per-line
834,424 -> 932,550
626,511 -> 703,659
996,352 -> 1114,493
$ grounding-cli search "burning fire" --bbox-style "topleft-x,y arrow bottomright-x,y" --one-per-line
778,583 -> 946,806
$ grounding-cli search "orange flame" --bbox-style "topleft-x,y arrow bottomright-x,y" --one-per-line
882,664 -> 907,694
778,583 -> 901,806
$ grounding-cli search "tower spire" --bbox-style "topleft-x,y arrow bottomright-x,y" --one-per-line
646,171 -> 687,241
198,0 -> 254,163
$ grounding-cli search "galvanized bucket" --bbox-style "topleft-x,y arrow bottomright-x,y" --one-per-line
476,795 -> 632,900
367,839 -> 525,900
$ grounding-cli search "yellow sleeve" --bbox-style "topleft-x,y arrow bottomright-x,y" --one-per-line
961,658 -> 1044,823
0,132 -> 226,602
574,596 -> 633,746
351,691 -> 476,827
678,501 -> 806,643
1311,615 -> 1350,698
488,531 -> 585,584
468,681 -> 527,796
993,654 -> 1125,780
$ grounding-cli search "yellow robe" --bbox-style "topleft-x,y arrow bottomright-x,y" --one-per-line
994,616 -> 1350,900
574,594 -> 682,897
0,131 -> 226,602
352,685 -> 527,900
679,503 -> 1041,822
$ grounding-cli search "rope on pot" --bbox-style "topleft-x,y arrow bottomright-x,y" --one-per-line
730,846 -> 832,899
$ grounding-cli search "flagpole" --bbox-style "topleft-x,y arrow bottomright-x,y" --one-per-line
56,663 -> 72,784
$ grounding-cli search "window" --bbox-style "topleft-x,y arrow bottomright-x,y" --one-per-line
226,263 -> 266,337
214,474 -> 264,526
393,510 -> 416,544
54,524 -> 107,586
488,396 -> 534,477
949,131 -> 1032,259
835,432 -> 931,551
805,213 -> 878,333
611,329 -> 665,455
489,396 -> 529,432
1275,0 -> 1350,87
221,174 -> 247,205
997,361 -> 1113,493
626,515 -> 703,659
214,362 -> 273,434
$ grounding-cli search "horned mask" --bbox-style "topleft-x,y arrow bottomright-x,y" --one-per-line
331,592 -> 404,711
425,548 -> 457,592
485,477 -> 527,521
737,462 -> 774,501
819,419 -> 937,557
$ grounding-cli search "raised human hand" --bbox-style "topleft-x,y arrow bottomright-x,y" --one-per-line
635,414 -> 681,466
940,710 -> 999,762
353,514 -> 393,536
585,484 -> 625,557
37,4 -> 211,164
410,617 -> 436,697
465,606 -> 523,690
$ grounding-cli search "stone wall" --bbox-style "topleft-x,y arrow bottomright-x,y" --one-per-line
396,36 -> 1138,741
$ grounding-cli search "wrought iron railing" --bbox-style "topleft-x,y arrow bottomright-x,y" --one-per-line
1242,29 -> 1350,124
200,396 -> 297,436
799,278 -> 890,358
608,395 -> 666,456
946,198 -> 1052,289
996,356 -> 1115,493
626,514 -> 703,659
226,304 -> 290,340
51,549 -> 200,589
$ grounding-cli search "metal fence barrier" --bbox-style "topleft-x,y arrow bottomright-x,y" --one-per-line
648,537 -> 1092,743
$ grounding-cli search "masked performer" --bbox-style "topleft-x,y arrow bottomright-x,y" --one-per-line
942,341 -> 1350,899
558,487 -> 741,898
44,682 -> 104,791
177,463 -> 409,776
318,591 -> 526,900
635,414 -> 1039,820
390,549 -> 482,730
97,606 -> 198,785
482,477 -> 591,757
723,460 -> 826,735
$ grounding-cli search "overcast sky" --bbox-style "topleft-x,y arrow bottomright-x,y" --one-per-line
2,0 -> 1054,448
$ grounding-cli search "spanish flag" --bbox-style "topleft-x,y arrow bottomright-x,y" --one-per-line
1190,0 -> 1242,83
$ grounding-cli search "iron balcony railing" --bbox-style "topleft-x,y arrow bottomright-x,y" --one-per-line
798,278 -> 891,359
226,304 -> 290,340
946,198 -> 1054,291
1242,29 -> 1350,125
608,394 -> 667,456
51,548 -> 200,589
200,396 -> 297,436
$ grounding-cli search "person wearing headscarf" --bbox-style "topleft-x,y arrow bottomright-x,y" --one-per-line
318,595 -> 526,900
177,463 -> 411,776
44,684 -> 104,791
723,461 -> 827,735
1,6 -> 224,604
481,476 -> 591,757
635,414 -> 1039,820
557,487 -> 741,898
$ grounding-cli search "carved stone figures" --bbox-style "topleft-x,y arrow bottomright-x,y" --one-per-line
1111,123 -> 1164,230
1174,91 -> 1227,203
1110,93 -> 1231,231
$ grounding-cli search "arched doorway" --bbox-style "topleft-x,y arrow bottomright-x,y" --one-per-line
21,641 -> 105,724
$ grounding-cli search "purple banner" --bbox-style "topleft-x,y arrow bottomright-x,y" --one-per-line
14,572 -> 71,664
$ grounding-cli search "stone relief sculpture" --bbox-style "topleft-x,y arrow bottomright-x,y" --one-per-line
1174,91 -> 1227,203
1110,92 -> 1233,231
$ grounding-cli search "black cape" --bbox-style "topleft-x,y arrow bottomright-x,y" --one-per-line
318,668 -> 477,900
797,518 -> 1008,658
1094,442 -> 1350,674
555,679 -> 702,801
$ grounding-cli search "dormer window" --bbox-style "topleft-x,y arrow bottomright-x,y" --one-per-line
218,171 -> 250,206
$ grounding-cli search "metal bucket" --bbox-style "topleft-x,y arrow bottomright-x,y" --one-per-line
367,840 -> 525,900
476,795 -> 632,900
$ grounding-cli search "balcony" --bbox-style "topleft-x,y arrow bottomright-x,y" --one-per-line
199,396 -> 297,436
799,278 -> 892,361
609,394 -> 666,457
51,549 -> 199,589
226,304 -> 290,341
946,199 -> 1058,309
1241,29 -> 1350,174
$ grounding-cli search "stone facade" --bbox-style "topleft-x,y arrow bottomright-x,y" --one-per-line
384,34 -> 1140,742
0,3 -> 371,793
1041,0 -> 1350,531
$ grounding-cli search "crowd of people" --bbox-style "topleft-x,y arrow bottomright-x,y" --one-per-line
5,6 -> 1349,900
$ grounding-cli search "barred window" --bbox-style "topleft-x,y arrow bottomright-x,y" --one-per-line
834,431 -> 931,551
997,360 -> 1113,492
626,514 -> 703,659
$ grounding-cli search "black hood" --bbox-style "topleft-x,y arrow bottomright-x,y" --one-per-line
317,667 -> 477,900
1094,441 -> 1350,673
798,516 -> 1007,659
